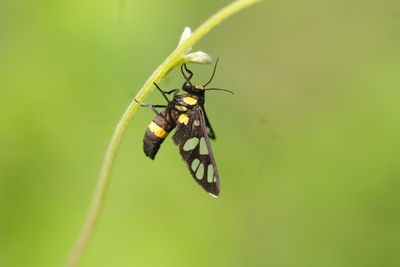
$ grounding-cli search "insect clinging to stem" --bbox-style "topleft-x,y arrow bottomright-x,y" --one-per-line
137,59 -> 233,197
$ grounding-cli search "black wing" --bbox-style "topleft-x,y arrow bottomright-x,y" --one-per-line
172,107 -> 220,197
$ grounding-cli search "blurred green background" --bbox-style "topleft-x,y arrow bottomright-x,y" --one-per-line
1,0 -> 400,266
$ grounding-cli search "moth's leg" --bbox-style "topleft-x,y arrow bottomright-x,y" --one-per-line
135,99 -> 167,117
181,64 -> 194,87
203,109 -> 216,139
182,64 -> 193,80
168,88 -> 180,98
153,82 -> 179,104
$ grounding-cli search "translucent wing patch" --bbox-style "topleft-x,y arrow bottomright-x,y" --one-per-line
172,107 -> 220,197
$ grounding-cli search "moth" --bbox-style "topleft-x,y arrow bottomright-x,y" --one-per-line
137,61 -> 233,197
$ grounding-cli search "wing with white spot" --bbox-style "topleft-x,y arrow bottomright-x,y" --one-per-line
172,107 -> 220,197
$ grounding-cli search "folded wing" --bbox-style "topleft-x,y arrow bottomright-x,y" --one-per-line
172,107 -> 220,197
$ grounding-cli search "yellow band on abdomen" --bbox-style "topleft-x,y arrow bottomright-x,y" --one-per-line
148,121 -> 169,138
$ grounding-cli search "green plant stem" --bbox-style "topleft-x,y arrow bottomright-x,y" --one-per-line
66,0 -> 261,266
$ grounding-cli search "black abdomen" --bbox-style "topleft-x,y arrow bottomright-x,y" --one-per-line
143,110 -> 176,159
143,128 -> 166,159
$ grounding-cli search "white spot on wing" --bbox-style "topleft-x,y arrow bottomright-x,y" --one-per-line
191,159 -> 200,172
183,137 -> 199,151
207,164 -> 214,183
196,163 -> 204,180
199,137 -> 208,155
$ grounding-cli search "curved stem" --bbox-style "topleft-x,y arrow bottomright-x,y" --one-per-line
65,0 -> 262,266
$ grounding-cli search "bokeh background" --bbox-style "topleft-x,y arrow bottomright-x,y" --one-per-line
1,0 -> 400,266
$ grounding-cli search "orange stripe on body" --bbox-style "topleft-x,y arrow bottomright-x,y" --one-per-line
148,121 -> 169,138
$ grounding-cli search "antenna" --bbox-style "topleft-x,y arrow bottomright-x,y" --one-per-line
205,88 -> 234,94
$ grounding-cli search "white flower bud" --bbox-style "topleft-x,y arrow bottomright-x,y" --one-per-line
178,27 -> 212,64
183,51 -> 212,64
178,27 -> 193,54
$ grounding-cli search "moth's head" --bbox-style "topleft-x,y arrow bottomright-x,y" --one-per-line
182,83 -> 206,95
181,59 -> 234,96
